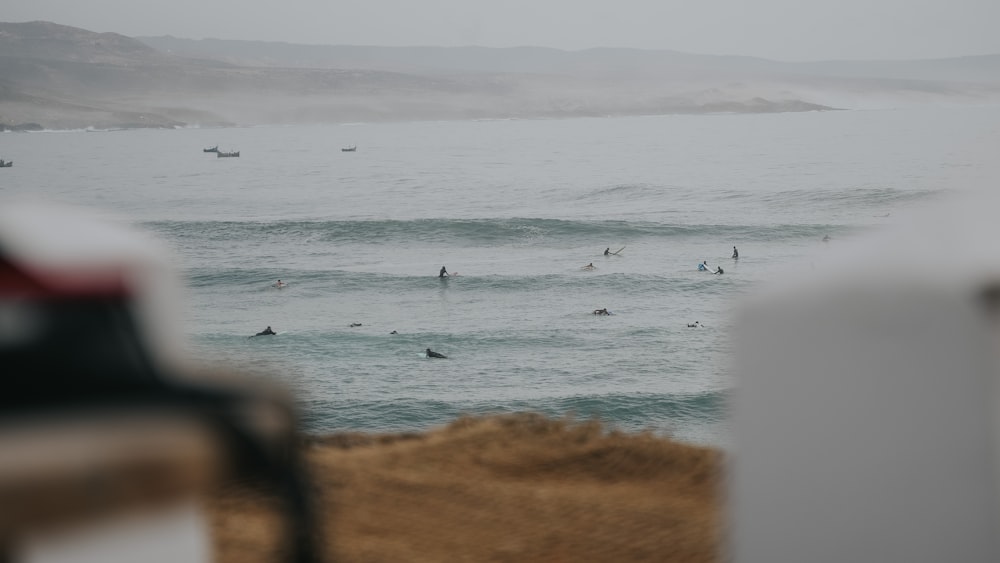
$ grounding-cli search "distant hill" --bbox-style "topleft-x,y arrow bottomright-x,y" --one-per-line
1,21 -> 997,130
139,35 -> 1000,84
0,21 -> 159,63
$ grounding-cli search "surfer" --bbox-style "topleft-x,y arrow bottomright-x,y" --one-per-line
390,330 -> 398,335
732,246 -> 739,259
604,247 -> 610,256
426,348 -> 447,359
687,321 -> 701,328
582,263 -> 595,270
350,323 -> 362,327
439,266 -> 448,278
252,326 -> 276,337
593,308 -> 611,316
698,261 -> 709,271
715,266 -> 724,275
274,279 -> 286,288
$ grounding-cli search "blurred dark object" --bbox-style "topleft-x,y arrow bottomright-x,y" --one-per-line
0,204 -> 319,562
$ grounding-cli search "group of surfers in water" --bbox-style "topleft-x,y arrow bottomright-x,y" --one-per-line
253,246 -> 743,344
250,326 -> 448,358
693,246 -> 737,274
697,261 -> 724,274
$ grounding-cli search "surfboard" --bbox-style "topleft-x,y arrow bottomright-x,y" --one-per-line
611,246 -> 625,255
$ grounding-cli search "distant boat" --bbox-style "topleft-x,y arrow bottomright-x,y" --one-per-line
342,145 -> 356,152
203,145 -> 219,153
217,150 -> 240,158
0,160 -> 11,168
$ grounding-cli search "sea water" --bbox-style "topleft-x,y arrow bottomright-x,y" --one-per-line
2,107 -> 997,446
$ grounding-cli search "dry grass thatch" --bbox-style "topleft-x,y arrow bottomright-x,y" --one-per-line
210,413 -> 723,563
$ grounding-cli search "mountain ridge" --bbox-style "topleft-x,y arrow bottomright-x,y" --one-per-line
137,35 -> 1000,83
1,21 -> 997,130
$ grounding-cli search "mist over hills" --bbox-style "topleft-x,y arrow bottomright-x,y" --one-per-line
1,21 -> 998,130
138,35 -> 1000,84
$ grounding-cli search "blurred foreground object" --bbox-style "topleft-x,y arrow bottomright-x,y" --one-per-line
731,192 -> 1000,562
0,204 -> 318,563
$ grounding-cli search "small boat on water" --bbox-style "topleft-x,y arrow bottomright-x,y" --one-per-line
217,150 -> 240,158
342,145 -> 356,152
0,159 -> 12,168
203,145 -> 219,153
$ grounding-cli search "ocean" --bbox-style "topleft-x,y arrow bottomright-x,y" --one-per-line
2,107 -> 996,447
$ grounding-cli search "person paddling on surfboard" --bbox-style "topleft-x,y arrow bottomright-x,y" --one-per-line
426,348 -> 447,358
439,266 -> 448,278
698,261 -> 709,271
274,279 -> 286,288
252,326 -> 276,337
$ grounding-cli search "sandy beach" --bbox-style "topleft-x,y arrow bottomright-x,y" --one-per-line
210,414 -> 722,562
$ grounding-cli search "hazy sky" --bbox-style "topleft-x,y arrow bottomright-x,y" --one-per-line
6,0 -> 1000,61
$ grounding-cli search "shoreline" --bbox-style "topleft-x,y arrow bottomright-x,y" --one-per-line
1,103 -> 842,134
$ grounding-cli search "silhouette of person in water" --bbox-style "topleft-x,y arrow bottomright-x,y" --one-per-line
715,266 -> 724,275
698,261 -> 709,271
253,326 -> 276,337
604,247 -> 611,256
426,348 -> 447,358
583,263 -> 595,270
274,279 -> 286,288
593,308 -> 611,315
732,246 -> 739,259
439,266 -> 448,278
